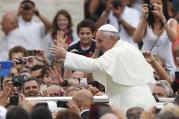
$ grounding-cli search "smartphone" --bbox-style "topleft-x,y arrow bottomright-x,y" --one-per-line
175,72 -> 179,79
9,94 -> 19,105
57,101 -> 68,108
26,50 -> 36,56
34,102 -> 48,108
80,78 -> 88,87
0,61 -> 13,77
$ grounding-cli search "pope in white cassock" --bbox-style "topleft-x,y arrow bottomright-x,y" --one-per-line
50,24 -> 156,112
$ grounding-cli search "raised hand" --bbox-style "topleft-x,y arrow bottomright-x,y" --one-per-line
0,81 -> 13,107
50,44 -> 67,59
47,66 -> 64,85
105,0 -> 113,13
34,50 -> 49,64
141,4 -> 149,18
151,3 -> 166,23
55,30 -> 68,49
142,52 -> 156,64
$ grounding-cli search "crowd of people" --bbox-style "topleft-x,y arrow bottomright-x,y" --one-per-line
0,0 -> 179,119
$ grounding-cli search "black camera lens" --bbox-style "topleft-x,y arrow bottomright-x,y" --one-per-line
16,58 -> 26,65
12,76 -> 21,87
148,4 -> 154,12
12,75 -> 27,87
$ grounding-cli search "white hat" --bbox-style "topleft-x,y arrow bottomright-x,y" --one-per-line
98,24 -> 118,33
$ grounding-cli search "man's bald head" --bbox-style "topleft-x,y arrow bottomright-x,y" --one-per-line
1,11 -> 18,34
72,89 -> 93,109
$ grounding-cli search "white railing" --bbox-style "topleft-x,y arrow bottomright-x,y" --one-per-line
26,96 -> 174,103
26,95 -> 109,103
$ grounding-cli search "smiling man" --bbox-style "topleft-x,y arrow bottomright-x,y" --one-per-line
50,24 -> 156,112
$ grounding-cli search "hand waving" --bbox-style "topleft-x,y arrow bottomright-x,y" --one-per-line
47,66 -> 64,85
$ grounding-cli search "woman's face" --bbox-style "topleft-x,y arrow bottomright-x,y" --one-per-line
150,0 -> 163,16
57,14 -> 69,30
150,0 -> 162,5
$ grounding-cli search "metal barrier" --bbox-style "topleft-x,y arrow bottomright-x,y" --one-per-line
26,96 -> 174,103
26,96 -> 175,110
26,95 -> 109,103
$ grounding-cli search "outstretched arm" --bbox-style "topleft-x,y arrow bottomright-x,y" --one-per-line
133,4 -> 148,43
95,0 -> 112,29
143,52 -> 172,84
113,6 -> 137,36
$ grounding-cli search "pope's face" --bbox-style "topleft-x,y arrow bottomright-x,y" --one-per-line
95,31 -> 115,52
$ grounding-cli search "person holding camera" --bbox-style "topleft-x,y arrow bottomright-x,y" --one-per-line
96,0 -> 140,48
17,0 -> 51,50
133,0 -> 178,73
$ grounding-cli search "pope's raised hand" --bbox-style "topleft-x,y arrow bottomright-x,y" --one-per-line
50,44 -> 67,59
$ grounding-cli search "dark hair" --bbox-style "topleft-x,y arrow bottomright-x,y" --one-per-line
20,0 -> 35,7
143,0 -> 169,29
77,19 -> 96,34
55,109 -> 80,119
6,106 -> 30,119
8,46 -> 27,60
88,80 -> 105,92
31,105 -> 52,119
51,10 -> 73,39
30,64 -> 45,72
23,77 -> 40,88
89,103 -> 112,119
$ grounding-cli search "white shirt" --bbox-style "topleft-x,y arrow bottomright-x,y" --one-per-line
0,106 -> 6,119
142,25 -> 175,71
64,40 -> 156,111
18,17 -> 46,50
0,35 -> 9,61
108,6 -> 140,47
0,28 -> 23,61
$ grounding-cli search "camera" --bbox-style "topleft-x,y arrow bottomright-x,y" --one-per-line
57,101 -> 68,108
12,75 -> 27,87
10,94 -> 19,105
112,0 -> 122,9
16,58 -> 26,65
26,50 -> 37,56
34,102 -> 48,108
9,75 -> 27,106
147,4 -> 154,12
